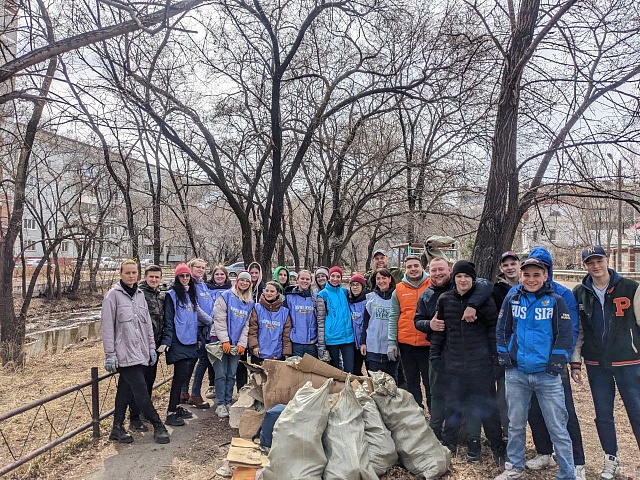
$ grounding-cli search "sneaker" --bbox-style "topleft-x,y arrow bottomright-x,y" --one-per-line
129,417 -> 148,432
216,405 -> 229,418
188,395 -> 211,409
466,438 -> 481,463
575,465 -> 586,480
175,406 -> 193,419
153,424 -> 170,444
109,423 -> 134,443
526,454 -> 556,470
601,454 -> 619,480
494,462 -> 525,480
493,445 -> 507,468
205,386 -> 216,399
165,413 -> 185,426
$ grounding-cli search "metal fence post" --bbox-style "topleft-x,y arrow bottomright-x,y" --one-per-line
91,367 -> 100,438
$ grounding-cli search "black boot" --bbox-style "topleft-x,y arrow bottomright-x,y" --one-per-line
466,438 -> 481,463
109,420 -> 134,444
129,416 -> 148,432
153,422 -> 170,444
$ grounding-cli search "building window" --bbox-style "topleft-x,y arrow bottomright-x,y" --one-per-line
25,243 -> 36,251
61,242 -> 69,253
532,230 -> 538,242
549,229 -> 556,241
23,218 -> 36,230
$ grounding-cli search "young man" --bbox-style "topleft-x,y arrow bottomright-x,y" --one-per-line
430,260 -> 505,464
571,245 -> 640,480
414,256 -> 493,438
128,264 -> 165,432
495,257 -> 574,480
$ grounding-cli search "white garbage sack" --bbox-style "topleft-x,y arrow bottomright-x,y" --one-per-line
263,379 -> 333,480
370,371 -> 450,479
322,376 -> 378,480
355,383 -> 397,476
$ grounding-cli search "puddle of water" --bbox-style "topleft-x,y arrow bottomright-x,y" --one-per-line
24,315 -> 102,361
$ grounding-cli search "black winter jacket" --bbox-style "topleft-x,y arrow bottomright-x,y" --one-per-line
429,284 -> 498,374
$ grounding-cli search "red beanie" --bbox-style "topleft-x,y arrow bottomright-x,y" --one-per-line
328,266 -> 343,277
349,274 -> 366,287
174,263 -> 191,277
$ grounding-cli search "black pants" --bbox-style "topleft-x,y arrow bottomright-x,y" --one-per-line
236,351 -> 248,390
129,363 -> 158,420
207,362 -> 215,388
353,347 -> 366,376
442,370 -> 503,451
398,343 -> 430,409
528,368 -> 586,465
168,359 -> 193,412
115,365 -> 161,425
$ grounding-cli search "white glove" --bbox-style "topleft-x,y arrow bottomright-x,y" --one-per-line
157,344 -> 168,353
387,343 -> 399,362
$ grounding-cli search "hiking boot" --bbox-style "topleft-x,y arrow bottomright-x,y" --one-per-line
216,404 -> 229,418
494,462 -> 525,480
492,445 -> 507,468
205,386 -> 216,399
153,423 -> 170,444
575,465 -> 586,480
526,454 -> 556,470
129,417 -> 148,432
466,438 -> 481,463
179,392 -> 190,404
175,406 -> 193,419
109,423 -> 134,443
165,412 -> 185,426
601,454 -> 619,480
188,395 -> 211,409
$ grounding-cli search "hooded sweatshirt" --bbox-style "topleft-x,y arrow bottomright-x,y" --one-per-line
273,265 -> 291,290
248,261 -> 265,303
248,293 -> 292,358
388,271 -> 431,346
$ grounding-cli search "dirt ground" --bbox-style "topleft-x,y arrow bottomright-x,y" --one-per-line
1,339 -> 639,480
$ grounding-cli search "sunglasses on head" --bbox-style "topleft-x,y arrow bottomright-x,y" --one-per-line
178,274 -> 191,279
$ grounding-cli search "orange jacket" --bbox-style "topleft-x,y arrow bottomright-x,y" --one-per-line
395,276 -> 431,346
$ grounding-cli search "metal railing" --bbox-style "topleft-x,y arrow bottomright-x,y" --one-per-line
0,365 -> 173,476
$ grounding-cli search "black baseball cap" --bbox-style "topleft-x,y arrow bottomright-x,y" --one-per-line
520,258 -> 548,271
582,245 -> 607,262
500,251 -> 520,262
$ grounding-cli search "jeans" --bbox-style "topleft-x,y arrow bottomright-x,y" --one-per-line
586,363 -> 640,455
291,342 -> 318,358
129,362 -> 158,420
429,361 -> 446,436
398,343 -> 430,409
213,353 -> 241,406
496,368 -> 509,438
353,347 -> 366,375
116,364 -> 161,425
505,368 -> 574,479
368,358 -> 399,383
529,367 -> 585,465
169,359 -> 192,412
190,341 -> 211,397
442,370 -> 504,451
327,343 -> 355,372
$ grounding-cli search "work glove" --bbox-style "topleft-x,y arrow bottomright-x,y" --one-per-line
157,344 -> 168,353
105,356 -> 118,373
317,346 -> 331,363
222,342 -> 231,354
497,352 -> 512,368
237,345 -> 245,356
387,343 -> 399,362
546,354 -> 566,376
149,349 -> 158,366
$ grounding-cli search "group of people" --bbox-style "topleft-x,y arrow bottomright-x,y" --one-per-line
100,245 -> 640,480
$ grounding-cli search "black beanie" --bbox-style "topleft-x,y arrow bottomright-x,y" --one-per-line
452,260 -> 476,281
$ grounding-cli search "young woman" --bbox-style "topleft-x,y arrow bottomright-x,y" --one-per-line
284,270 -> 318,358
212,271 -> 254,418
273,265 -> 290,291
160,263 -> 199,426
248,281 -> 293,364
185,258 -> 214,409
347,273 -> 368,375
248,261 -> 265,303
317,266 -> 355,372
313,267 -> 329,296
360,268 -> 398,382
203,265 -> 232,399
101,260 -> 169,444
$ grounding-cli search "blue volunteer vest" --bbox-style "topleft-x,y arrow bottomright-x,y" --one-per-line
209,286 -> 230,303
222,289 -> 254,345
195,281 -> 215,317
365,292 -> 392,355
254,303 -> 289,359
287,293 -> 317,344
167,289 -> 198,345
349,299 -> 367,346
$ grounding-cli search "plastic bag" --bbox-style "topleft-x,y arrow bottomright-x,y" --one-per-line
370,371 -> 450,479
263,379 -> 333,480
322,376 -> 378,480
355,384 -> 397,475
